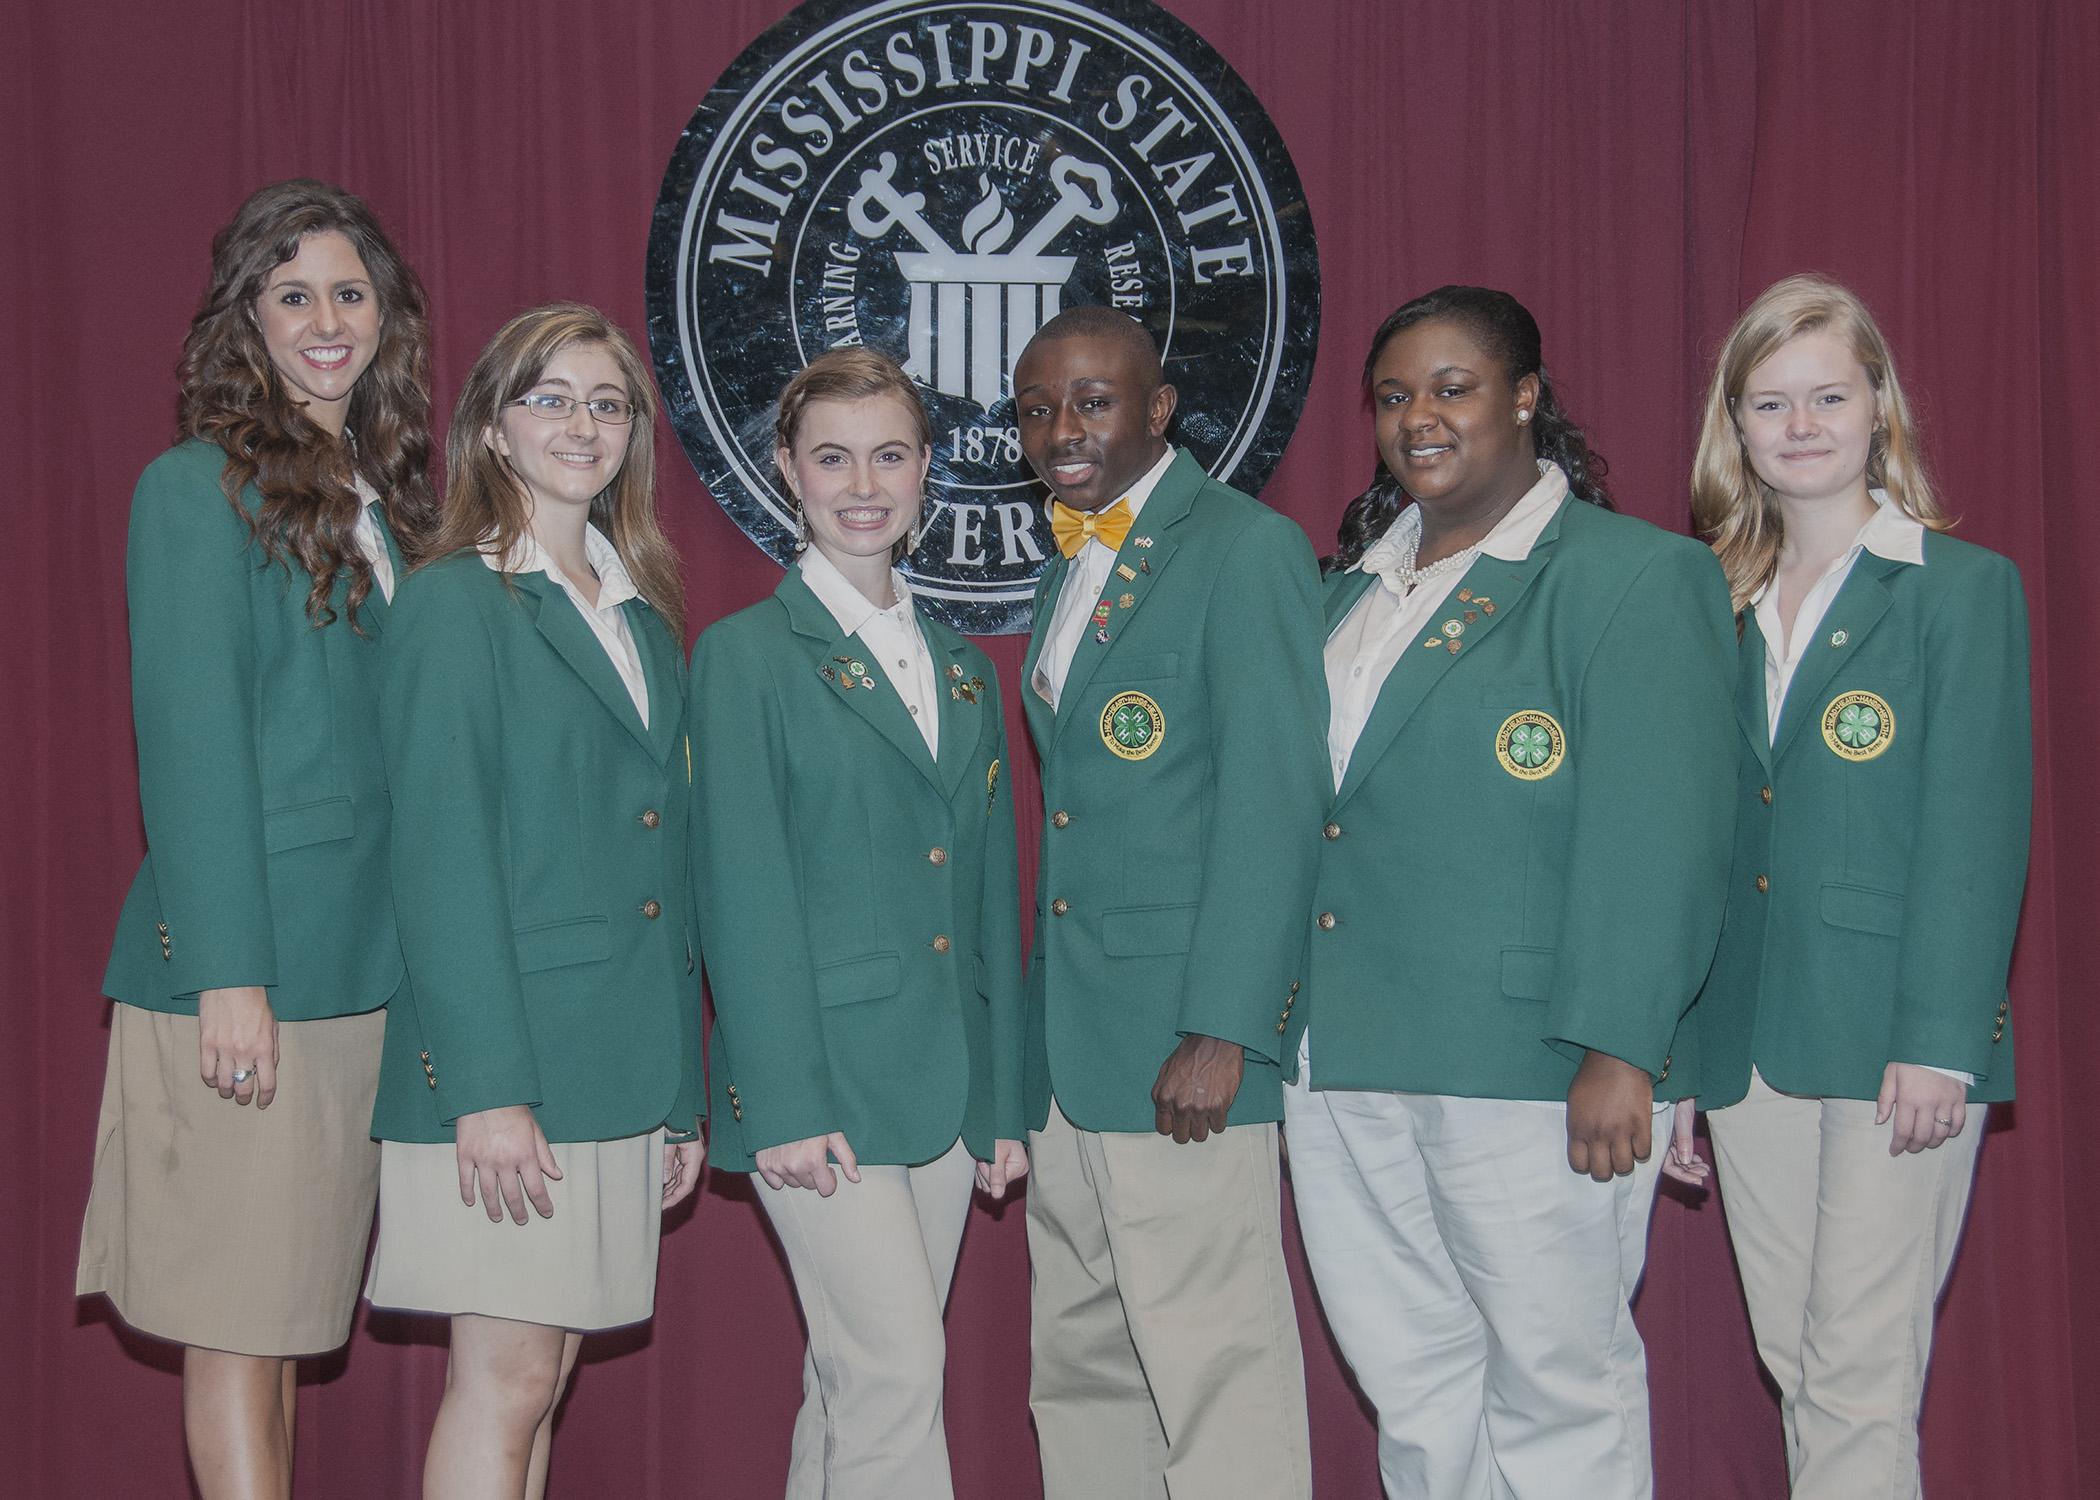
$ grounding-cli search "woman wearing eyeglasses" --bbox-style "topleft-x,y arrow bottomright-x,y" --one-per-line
364,303 -> 701,1500
75,179 -> 433,1499
688,348 -> 1025,1498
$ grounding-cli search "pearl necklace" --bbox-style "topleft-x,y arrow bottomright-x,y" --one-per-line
1382,531 -> 1480,594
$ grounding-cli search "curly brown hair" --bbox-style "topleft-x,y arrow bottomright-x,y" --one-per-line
425,303 -> 686,645
177,179 -> 436,629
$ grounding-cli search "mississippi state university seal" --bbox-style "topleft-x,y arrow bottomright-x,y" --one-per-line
647,0 -> 1319,632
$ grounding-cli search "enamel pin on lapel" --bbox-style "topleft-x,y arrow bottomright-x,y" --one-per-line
1116,563 -> 1138,581
986,757 -> 1000,814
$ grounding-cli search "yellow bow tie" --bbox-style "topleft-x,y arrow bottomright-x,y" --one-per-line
1051,498 -> 1134,559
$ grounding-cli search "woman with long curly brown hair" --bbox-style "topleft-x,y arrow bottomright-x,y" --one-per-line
364,304 -> 699,1500
75,178 -> 434,1499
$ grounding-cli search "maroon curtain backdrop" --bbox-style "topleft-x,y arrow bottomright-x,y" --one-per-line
7,2 -> 2095,1494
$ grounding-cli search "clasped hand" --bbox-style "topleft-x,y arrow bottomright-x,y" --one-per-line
197,985 -> 278,1108
1152,1033 -> 1244,1143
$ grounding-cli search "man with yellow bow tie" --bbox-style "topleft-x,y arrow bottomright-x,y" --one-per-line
1013,305 -> 1329,1500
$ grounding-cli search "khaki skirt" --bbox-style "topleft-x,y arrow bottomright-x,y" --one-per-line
364,1129 -> 665,1332
76,1002 -> 385,1357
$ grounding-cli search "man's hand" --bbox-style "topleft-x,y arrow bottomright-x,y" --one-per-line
1152,1033 -> 1244,1143
1565,1049 -> 1654,1182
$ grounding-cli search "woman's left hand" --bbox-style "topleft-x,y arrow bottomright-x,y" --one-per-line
975,1138 -> 1030,1201
662,1134 -> 706,1210
1660,1097 -> 1710,1188
1878,1062 -> 1967,1155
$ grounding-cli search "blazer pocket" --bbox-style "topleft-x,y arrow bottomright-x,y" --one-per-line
1499,944 -> 1556,1002
1102,902 -> 1198,957
815,951 -> 903,1007
262,795 -> 354,853
1110,652 -> 1179,682
1820,882 -> 1905,937
514,915 -> 612,974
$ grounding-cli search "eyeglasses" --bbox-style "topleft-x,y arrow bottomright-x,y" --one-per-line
509,392 -> 638,425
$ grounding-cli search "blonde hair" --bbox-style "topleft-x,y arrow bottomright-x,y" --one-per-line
774,348 -> 932,564
425,303 -> 684,643
1691,275 -> 1948,612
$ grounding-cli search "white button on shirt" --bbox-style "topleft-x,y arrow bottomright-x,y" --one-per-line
1034,444 -> 1177,711
1324,461 -> 1569,790
1749,492 -> 1966,1086
350,475 -> 395,602
799,547 -> 940,757
483,523 -> 650,726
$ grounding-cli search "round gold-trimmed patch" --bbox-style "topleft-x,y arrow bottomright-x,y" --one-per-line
1495,710 -> 1566,780
1821,689 -> 1895,762
1100,690 -> 1166,761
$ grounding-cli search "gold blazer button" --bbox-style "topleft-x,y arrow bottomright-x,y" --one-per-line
928,847 -> 948,865
1052,810 -> 1071,829
931,934 -> 953,953
1050,898 -> 1070,917
1323,822 -> 1342,840
1760,786 -> 1772,805
640,809 -> 662,829
641,899 -> 663,919
1316,912 -> 1337,931
1754,875 -> 1769,894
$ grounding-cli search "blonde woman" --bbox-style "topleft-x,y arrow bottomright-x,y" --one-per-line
365,304 -> 702,1500
689,349 -> 1025,1498
1688,275 -> 2030,1498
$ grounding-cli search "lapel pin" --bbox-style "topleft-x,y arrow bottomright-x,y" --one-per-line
1829,629 -> 1849,647
860,675 -> 876,690
1119,592 -> 1135,608
1422,636 -> 1443,650
1139,558 -> 1151,573
1116,563 -> 1138,581
1464,609 -> 1478,623
1446,640 -> 1462,654
948,663 -> 964,680
1458,588 -> 1473,602
1133,535 -> 1153,548
1440,619 -> 1465,639
1095,628 -> 1111,644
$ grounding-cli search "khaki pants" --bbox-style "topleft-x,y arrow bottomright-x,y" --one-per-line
1026,1101 -> 1311,1500
1284,1033 -> 1666,1500
755,1139 -> 977,1500
1709,1068 -> 1985,1500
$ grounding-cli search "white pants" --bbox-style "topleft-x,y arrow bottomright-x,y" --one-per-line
1284,1032 -> 1666,1500
1708,1067 -> 1985,1499
755,1138 -> 977,1500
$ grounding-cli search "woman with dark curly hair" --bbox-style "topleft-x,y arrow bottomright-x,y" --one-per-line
1284,286 -> 1736,1499
75,178 -> 434,1497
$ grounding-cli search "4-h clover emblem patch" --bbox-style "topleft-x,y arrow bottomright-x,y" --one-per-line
1821,690 -> 1895,762
1099,691 -> 1166,762
1495,710 -> 1566,781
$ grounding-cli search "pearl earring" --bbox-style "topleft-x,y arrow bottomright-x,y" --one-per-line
1517,410 -> 1532,423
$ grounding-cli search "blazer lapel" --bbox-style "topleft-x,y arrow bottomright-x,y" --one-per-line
778,572 -> 942,792
1050,449 -> 1198,744
1332,506 -> 1565,809
1324,568 -> 1375,638
626,600 -> 682,765
1769,554 -> 1903,763
1023,551 -> 1067,750
515,572 -> 657,760
927,620 -> 983,798
1735,611 -> 1774,776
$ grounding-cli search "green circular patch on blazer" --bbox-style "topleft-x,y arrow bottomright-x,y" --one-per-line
1821,689 -> 1895,762
1100,691 -> 1166,761
1495,710 -> 1566,780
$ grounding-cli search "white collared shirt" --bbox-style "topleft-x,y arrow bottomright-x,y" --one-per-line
1748,493 -> 1963,1084
482,522 -> 649,726
799,547 -> 940,757
1323,461 -> 1569,791
1034,444 -> 1177,711
350,474 -> 395,602
1751,490 -> 1924,739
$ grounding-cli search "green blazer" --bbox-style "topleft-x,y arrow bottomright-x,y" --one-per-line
1693,533 -> 2030,1107
1295,497 -> 1736,1101
370,552 -> 700,1145
104,440 -> 405,1021
689,570 -> 1024,1172
1020,450 -> 1330,1134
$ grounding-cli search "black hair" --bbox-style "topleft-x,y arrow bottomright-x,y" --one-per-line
1019,305 -> 1163,383
1326,285 -> 1611,573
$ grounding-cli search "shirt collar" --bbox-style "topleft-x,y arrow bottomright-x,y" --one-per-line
1115,445 -> 1176,522
1353,459 -> 1569,575
798,544 -> 914,638
481,522 -> 640,610
1746,488 -> 1925,610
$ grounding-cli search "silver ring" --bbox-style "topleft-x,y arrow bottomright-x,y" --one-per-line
1934,1116 -> 1953,1126
232,1068 -> 254,1085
